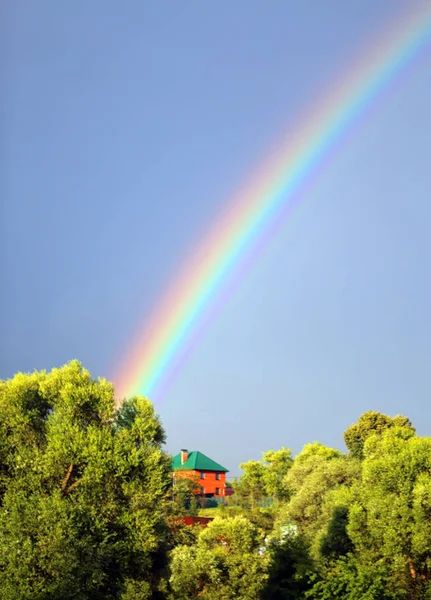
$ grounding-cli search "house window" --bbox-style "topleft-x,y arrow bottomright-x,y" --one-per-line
215,473 -> 220,480
200,472 -> 205,479
215,487 -> 220,496
200,487 -> 204,495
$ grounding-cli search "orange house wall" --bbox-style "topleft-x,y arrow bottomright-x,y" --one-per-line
197,470 -> 226,496
173,470 -> 227,496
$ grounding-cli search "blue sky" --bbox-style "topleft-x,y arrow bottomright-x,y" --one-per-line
2,1 -> 430,475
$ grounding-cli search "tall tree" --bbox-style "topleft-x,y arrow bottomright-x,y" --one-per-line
262,448 -> 293,502
0,361 -> 171,600
343,410 -> 415,460
347,427 -> 431,599
232,447 -> 293,510
281,443 -> 359,560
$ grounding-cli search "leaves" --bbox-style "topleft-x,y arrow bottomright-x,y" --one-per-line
1,368 -> 430,600
169,517 -> 269,600
232,446 -> 293,510
0,361 -> 171,600
343,410 -> 415,460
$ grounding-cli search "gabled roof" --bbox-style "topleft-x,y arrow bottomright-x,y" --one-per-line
172,450 -> 229,473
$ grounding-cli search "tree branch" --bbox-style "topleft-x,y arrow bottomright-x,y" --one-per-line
61,464 -> 74,491
64,479 -> 82,495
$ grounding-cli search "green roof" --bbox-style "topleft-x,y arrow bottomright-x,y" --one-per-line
172,451 -> 228,473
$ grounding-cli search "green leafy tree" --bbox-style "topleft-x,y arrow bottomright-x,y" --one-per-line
0,361 -> 171,600
262,533 -> 314,599
306,556 -> 391,600
232,447 -> 293,510
171,473 -> 200,517
169,516 -> 269,600
285,443 -> 343,498
262,447 -> 293,502
347,427 -> 431,599
295,442 -> 342,465
282,443 -> 359,561
319,506 -> 353,560
232,460 -> 266,509
344,410 -> 415,460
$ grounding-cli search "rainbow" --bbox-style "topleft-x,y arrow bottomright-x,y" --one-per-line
113,4 -> 431,402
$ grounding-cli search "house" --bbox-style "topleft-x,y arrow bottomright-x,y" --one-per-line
172,449 -> 229,498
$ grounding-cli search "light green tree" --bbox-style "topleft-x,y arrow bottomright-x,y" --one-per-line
308,425 -> 431,600
343,410 -> 415,460
347,427 -> 431,599
0,361 -> 171,600
281,443 -> 359,561
262,447 -> 293,502
232,460 -> 266,509
232,447 -> 293,510
169,515 -> 269,600
305,556 -> 391,600
295,441 -> 342,465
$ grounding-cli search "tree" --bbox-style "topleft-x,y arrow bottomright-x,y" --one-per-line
319,506 -> 353,560
232,460 -> 266,510
347,427 -> 431,599
344,410 -> 415,460
305,555 -> 391,600
295,442 -> 342,465
281,443 -> 359,561
232,447 -> 293,510
171,473 -> 200,517
0,361 -> 171,600
262,448 -> 293,502
169,516 -> 269,600
262,533 -> 313,600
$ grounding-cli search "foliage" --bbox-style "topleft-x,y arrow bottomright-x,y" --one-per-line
319,505 -> 353,559
232,447 -> 293,510
167,520 -> 201,549
169,516 -> 269,600
170,474 -> 200,517
347,428 -> 431,598
265,413 -> 430,599
0,361 -> 171,600
306,556 -> 393,600
282,444 -> 359,561
1,365 -> 430,600
295,441 -> 342,465
262,533 -> 314,599
343,410 -> 415,460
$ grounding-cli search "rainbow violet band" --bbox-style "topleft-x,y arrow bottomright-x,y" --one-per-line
113,4 -> 431,403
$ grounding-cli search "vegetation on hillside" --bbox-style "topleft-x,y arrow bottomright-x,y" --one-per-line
1,362 -> 430,599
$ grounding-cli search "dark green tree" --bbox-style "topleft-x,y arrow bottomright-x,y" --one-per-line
319,506 -> 353,559
171,473 -> 200,517
262,533 -> 313,600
